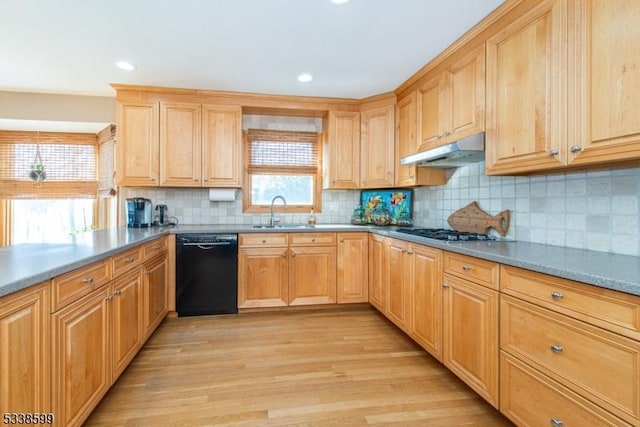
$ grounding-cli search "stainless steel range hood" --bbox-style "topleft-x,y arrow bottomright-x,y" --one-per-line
400,132 -> 485,168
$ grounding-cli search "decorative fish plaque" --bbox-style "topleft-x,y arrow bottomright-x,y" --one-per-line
447,201 -> 510,237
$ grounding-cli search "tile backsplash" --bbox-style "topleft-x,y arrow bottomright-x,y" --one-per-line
413,163 -> 640,256
123,162 -> 640,257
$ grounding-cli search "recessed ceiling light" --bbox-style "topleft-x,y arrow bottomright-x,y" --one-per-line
297,73 -> 313,83
116,61 -> 136,71
330,0 -> 351,4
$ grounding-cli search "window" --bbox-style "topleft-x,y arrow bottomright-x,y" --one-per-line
243,129 -> 322,213
0,130 -> 100,245
11,199 -> 95,244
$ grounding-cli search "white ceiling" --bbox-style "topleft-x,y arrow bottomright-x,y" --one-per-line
1,0 -> 504,99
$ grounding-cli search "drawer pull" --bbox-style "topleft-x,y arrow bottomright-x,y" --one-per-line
462,264 -> 472,271
125,257 -> 135,263
443,283 -> 450,289
551,291 -> 563,300
105,295 -> 113,301
262,240 -> 267,243
550,418 -> 564,427
82,277 -> 94,284
311,238 -> 316,242
153,244 -> 161,249
113,289 -> 122,296
550,344 -> 564,354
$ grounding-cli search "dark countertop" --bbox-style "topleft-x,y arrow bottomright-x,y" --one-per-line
1,224 -> 639,299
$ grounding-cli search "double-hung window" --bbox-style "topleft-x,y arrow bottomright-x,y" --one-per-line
243,129 -> 322,213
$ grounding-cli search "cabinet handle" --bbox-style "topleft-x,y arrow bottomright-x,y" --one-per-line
550,344 -> 564,354
282,252 -> 286,257
437,135 -> 443,140
204,178 -> 208,182
125,257 -> 135,263
114,289 -> 122,296
144,270 -> 151,275
570,146 -> 582,153
551,291 -> 563,300
154,244 -> 161,249
311,238 -> 316,242
105,295 -> 113,301
340,239 -> 344,243
82,277 -> 94,284
462,265 -> 472,271
443,282 -> 450,289
291,252 -> 296,258
401,249 -> 407,253
262,239 -> 267,243
444,131 -> 451,136
549,149 -> 559,156
407,250 -> 414,255
550,418 -> 564,427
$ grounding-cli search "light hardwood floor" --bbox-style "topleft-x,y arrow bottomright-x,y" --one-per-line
86,306 -> 513,426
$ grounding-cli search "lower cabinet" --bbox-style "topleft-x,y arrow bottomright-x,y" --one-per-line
50,236 -> 167,427
238,232 -> 364,309
442,252 -> 500,409
336,232 -> 369,303
288,245 -> 337,306
142,254 -> 168,339
52,285 -> 113,427
385,238 -> 411,331
0,282 -> 51,416
368,233 -> 386,312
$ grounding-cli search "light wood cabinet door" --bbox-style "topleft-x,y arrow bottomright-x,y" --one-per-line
112,269 -> 143,379
485,0 -> 567,175
202,104 -> 242,187
569,0 -> 640,166
337,232 -> 369,304
52,286 -> 111,427
368,234 -> 386,312
418,75 -> 445,151
443,274 -> 499,408
447,45 -> 485,143
238,247 -> 289,308
360,104 -> 395,188
159,102 -> 202,186
409,245 -> 443,361
323,111 -> 360,189
385,239 -> 410,332
289,246 -> 337,306
0,283 -> 50,415
142,254 -> 168,340
395,92 -> 446,187
116,101 -> 159,186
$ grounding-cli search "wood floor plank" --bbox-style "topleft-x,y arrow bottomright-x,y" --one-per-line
85,306 -> 513,426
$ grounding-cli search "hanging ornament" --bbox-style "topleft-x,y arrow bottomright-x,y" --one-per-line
29,133 -> 46,182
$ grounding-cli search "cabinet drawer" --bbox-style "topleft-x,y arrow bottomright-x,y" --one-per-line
239,233 -> 288,247
112,246 -> 143,277
500,352 -> 631,427
501,295 -> 640,423
52,259 -> 111,311
501,265 -> 640,340
289,232 -> 336,246
444,252 -> 498,289
142,237 -> 167,260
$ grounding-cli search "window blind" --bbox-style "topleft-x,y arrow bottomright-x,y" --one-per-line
0,131 -> 98,198
246,129 -> 319,173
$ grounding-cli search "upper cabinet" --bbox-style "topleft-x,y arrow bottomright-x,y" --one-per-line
360,99 -> 395,188
323,110 -> 361,189
395,91 -> 446,187
486,0 -> 640,175
202,105 -> 242,187
418,45 -> 485,152
569,0 -> 640,167
116,97 -> 242,188
159,102 -> 202,186
116,101 -> 159,186
485,0 -> 567,174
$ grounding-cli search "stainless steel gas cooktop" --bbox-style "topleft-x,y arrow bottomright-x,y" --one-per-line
395,228 -> 496,242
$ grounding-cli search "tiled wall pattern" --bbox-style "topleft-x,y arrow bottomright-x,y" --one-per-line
413,163 -> 640,256
122,187 -> 359,227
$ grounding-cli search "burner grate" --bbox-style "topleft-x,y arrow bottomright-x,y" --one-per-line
395,228 -> 495,242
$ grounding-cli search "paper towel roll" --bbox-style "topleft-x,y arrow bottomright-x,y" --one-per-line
208,188 -> 236,201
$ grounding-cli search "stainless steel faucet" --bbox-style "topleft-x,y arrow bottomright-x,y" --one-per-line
269,195 -> 287,226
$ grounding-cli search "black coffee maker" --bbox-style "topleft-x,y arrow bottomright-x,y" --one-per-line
126,198 -> 152,228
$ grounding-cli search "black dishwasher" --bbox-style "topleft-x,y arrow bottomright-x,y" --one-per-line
176,233 -> 238,316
